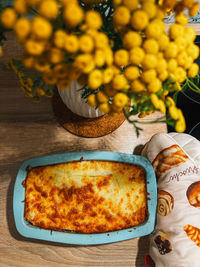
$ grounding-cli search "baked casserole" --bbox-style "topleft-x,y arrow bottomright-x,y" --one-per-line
24,160 -> 147,233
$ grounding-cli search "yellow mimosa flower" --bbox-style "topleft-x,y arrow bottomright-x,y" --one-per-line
63,3 -> 83,27
98,103 -> 111,114
36,88 -> 46,96
54,63 -> 69,79
25,39 -> 44,55
113,92 -> 128,108
85,10 -> 102,29
112,74 -> 127,90
39,0 -> 59,19
131,10 -> 149,31
49,48 -> 64,64
131,79 -> 145,92
34,56 -> 50,72
14,0 -> 28,14
96,91 -> 108,103
43,70 -> 57,85
32,16 -> 52,39
14,18 -> 31,40
114,6 -> 131,26
88,69 -> 103,89
87,94 -> 97,107
54,30 -> 68,49
124,66 -> 139,81
114,49 -> 129,67
1,8 -> 17,28
79,35 -> 94,53
65,35 -> 79,53
57,78 -> 72,90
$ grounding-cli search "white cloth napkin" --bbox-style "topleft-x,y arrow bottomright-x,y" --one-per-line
142,133 -> 200,267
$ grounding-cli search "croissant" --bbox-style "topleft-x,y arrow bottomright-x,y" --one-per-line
184,224 -> 200,247
153,144 -> 188,179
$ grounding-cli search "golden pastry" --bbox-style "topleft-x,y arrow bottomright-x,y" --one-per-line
153,144 -> 188,179
184,224 -> 200,247
186,181 -> 200,208
154,231 -> 172,255
158,190 -> 174,216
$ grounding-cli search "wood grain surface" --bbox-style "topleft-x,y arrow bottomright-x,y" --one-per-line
0,33 -> 167,267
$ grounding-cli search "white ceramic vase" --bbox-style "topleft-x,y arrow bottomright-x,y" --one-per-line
57,80 -> 103,118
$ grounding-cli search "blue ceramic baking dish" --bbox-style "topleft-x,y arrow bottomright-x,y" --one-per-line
13,151 -> 157,245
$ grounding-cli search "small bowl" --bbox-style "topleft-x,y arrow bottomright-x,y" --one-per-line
13,151 -> 157,245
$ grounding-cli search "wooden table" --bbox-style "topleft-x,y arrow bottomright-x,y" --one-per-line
0,33 -> 167,267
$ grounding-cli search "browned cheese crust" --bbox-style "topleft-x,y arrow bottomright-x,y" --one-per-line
24,161 -> 147,233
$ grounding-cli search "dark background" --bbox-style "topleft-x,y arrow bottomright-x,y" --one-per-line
168,36 -> 200,140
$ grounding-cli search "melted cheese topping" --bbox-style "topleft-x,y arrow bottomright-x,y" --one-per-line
24,161 -> 147,233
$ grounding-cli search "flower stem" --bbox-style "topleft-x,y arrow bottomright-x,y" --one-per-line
123,110 -> 166,124
186,78 -> 200,94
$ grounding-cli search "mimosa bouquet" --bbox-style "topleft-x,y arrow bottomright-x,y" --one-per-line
0,0 -> 199,135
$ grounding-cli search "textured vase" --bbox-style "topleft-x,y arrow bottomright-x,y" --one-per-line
57,80 -> 103,118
